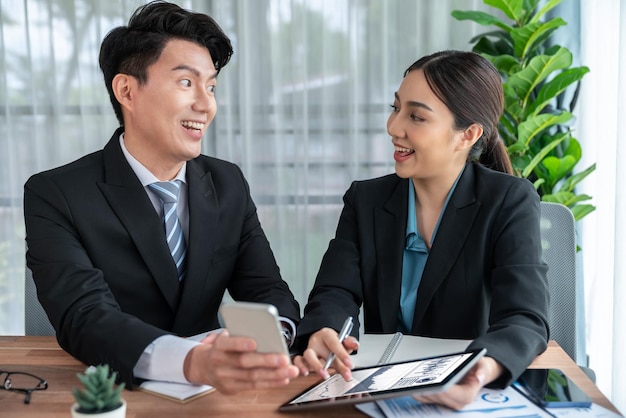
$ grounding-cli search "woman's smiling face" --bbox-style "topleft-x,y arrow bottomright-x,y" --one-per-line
387,69 -> 469,181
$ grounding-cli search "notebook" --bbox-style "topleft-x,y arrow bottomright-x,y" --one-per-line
137,381 -> 215,403
351,333 -> 471,368
134,330 -> 221,403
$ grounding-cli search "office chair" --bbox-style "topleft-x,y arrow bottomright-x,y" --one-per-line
539,202 -> 594,381
24,265 -> 56,336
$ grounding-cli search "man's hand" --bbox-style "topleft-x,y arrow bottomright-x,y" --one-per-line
183,330 -> 299,394
412,357 -> 504,410
292,327 -> 359,381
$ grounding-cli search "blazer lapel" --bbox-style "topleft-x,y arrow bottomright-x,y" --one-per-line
171,159 -> 219,332
375,177 -> 407,332
97,131 -> 181,311
411,164 -> 480,332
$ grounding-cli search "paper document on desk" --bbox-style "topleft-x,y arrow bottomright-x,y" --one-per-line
548,404 -> 624,417
351,333 -> 470,368
355,386 -> 553,417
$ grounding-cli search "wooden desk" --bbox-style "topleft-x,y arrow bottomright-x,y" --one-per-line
0,337 -> 621,417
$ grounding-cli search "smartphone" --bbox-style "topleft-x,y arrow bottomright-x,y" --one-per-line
516,368 -> 592,408
219,302 -> 289,356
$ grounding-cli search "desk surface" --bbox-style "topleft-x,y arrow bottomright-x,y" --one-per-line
0,337 -> 621,417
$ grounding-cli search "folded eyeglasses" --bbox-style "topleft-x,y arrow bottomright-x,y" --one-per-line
1,370 -> 48,404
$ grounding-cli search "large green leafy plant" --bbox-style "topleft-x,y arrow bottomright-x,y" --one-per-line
452,0 -> 595,221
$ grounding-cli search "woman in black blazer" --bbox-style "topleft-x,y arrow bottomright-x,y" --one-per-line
294,50 -> 549,410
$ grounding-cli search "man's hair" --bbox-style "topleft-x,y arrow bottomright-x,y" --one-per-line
99,1 -> 233,125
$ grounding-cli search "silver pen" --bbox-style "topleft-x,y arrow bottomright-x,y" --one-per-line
323,316 -> 354,371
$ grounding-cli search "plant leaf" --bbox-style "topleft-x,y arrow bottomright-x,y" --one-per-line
507,142 -> 527,154
521,0 -> 542,20
518,111 -> 572,147
526,67 -> 590,117
542,155 -> 577,185
484,0 -> 525,21
470,29 -> 513,47
521,132 -> 568,178
506,48 -> 572,106
541,193 -> 595,220
571,204 -> 596,221
559,163 -> 596,192
565,194 -> 594,205
503,81 -> 521,102
533,177 -> 546,189
451,10 -> 513,31
512,18 -> 566,59
531,0 -> 563,23
541,191 -> 573,204
483,53 -> 520,75
563,136 -> 582,162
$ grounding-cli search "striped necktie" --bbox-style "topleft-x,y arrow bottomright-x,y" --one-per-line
148,180 -> 187,281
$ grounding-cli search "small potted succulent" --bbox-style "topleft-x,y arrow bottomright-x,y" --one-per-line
71,364 -> 126,417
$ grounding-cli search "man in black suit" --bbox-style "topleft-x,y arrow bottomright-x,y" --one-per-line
24,1 -> 300,394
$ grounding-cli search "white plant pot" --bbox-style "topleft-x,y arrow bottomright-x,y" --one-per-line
70,399 -> 126,418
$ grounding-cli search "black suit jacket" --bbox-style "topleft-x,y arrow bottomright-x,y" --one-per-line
297,163 -> 549,387
24,128 -> 300,385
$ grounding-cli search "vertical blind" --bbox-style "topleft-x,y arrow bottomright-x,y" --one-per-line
2,0 -> 623,411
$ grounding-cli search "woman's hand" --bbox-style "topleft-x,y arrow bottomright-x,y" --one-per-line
412,357 -> 504,410
292,327 -> 359,381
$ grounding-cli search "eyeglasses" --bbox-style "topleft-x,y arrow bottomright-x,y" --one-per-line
0,370 -> 48,404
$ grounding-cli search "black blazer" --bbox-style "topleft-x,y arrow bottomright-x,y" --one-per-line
24,128 -> 300,385
297,163 -> 549,387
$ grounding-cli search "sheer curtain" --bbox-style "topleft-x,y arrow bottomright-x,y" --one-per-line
578,0 -> 625,412
0,0 -> 488,331
1,0 -> 141,333
207,0 -> 491,306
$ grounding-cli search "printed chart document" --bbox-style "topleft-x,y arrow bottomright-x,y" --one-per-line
138,381 -> 215,403
351,333 -> 470,368
356,385 -> 623,417
355,386 -> 553,417
547,404 -> 624,417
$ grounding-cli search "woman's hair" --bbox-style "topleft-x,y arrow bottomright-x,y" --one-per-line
404,50 -> 512,174
99,1 -> 233,125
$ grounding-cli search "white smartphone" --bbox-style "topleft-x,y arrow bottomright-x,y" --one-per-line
219,302 -> 289,355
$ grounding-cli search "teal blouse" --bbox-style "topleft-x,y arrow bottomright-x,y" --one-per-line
398,168 -> 464,332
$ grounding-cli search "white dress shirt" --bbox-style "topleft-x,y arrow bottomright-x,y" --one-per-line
119,134 -> 295,384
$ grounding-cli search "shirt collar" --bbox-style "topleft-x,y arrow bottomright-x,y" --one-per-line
405,165 -> 466,242
119,133 -> 187,186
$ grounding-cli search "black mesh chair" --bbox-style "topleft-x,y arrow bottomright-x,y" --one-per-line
24,265 -> 55,336
539,202 -> 594,381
